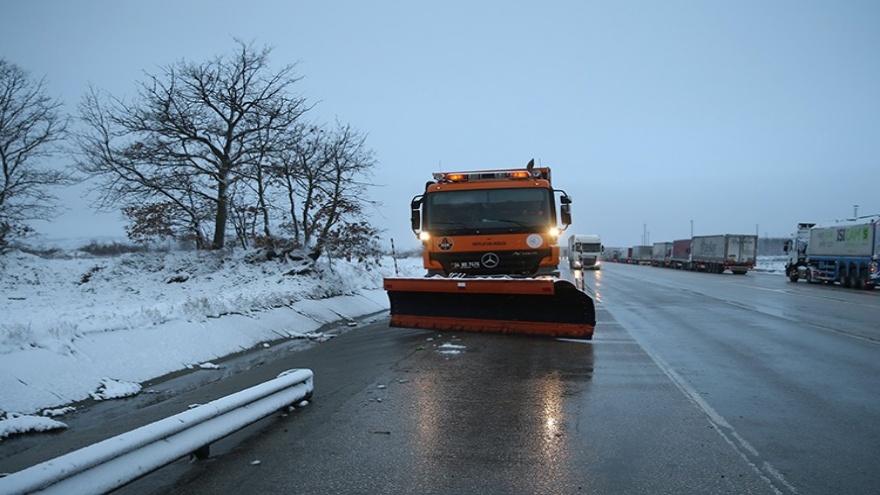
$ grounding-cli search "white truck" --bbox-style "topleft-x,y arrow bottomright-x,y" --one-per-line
568,234 -> 602,270
784,218 -> 879,289
690,234 -> 757,274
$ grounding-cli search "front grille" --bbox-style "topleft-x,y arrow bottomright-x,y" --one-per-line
431,249 -> 550,276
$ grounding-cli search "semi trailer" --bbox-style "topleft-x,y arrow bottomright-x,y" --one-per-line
690,234 -> 757,274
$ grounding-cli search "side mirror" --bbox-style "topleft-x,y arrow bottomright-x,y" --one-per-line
783,240 -> 791,253
560,204 -> 571,226
410,197 -> 422,232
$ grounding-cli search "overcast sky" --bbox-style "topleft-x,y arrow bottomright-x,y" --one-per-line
2,1 -> 878,249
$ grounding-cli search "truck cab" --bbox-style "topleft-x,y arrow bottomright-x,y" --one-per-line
410,167 -> 572,277
783,222 -> 814,282
568,234 -> 603,270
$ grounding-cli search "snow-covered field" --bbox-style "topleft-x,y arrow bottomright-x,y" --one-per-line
0,246 -> 423,439
0,247 -> 785,441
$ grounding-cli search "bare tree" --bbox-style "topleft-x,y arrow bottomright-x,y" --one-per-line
313,122 -> 378,255
272,124 -> 326,247
75,40 -> 309,249
270,121 -> 379,256
0,59 -> 74,247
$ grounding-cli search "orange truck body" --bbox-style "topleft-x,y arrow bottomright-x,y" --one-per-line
384,164 -> 595,339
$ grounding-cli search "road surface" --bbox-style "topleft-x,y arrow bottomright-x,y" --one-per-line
5,263 -> 879,494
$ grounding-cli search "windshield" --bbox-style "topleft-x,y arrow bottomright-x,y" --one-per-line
424,187 -> 553,233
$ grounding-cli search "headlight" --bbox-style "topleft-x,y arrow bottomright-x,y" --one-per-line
418,231 -> 431,242
548,227 -> 561,237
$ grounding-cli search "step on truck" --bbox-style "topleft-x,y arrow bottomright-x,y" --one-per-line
383,161 -> 596,339
784,217 -> 879,289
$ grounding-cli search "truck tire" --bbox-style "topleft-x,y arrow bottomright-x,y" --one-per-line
840,265 -> 851,288
855,267 -> 867,290
849,271 -> 859,289
845,268 -> 858,289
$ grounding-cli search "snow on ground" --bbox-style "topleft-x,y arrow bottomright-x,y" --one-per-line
752,256 -> 787,274
0,246 -> 423,439
0,248 -> 785,441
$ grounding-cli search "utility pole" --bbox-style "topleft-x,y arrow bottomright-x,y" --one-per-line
690,220 -> 693,238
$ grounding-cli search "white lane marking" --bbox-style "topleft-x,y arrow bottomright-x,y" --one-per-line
639,343 -> 799,495
556,338 -> 636,345
729,283 -> 880,309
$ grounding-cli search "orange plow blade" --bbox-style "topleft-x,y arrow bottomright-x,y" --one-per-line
383,278 -> 595,339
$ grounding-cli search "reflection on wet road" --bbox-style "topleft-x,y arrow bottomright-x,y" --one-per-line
170,270 -> 783,494
159,262 -> 880,494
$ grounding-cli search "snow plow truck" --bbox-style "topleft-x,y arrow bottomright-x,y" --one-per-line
383,161 -> 596,339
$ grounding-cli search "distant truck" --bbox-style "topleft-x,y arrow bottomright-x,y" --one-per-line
784,218 -> 879,289
631,245 -> 653,265
671,239 -> 691,270
651,242 -> 673,267
568,234 -> 603,270
690,234 -> 757,274
603,246 -> 625,263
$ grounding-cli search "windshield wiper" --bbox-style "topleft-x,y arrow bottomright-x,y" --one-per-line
495,218 -> 533,227
431,221 -> 469,229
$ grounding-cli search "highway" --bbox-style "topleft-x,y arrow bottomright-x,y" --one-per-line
584,262 -> 880,494
152,262 -> 880,494
6,263 -> 878,494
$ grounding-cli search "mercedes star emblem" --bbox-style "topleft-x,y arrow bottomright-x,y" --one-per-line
481,252 -> 500,268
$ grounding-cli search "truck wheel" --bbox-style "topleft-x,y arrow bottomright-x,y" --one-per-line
849,267 -> 865,290
840,266 -> 851,288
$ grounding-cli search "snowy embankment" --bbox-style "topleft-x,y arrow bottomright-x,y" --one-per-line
0,247 -> 422,439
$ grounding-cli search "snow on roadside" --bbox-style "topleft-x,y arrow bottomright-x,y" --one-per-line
0,247 -> 422,439
0,251 -> 783,439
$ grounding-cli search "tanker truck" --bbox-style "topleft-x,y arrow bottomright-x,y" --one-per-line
383,161 -> 596,339
784,217 -> 880,289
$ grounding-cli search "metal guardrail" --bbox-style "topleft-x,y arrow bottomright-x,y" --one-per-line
1,368 -> 313,495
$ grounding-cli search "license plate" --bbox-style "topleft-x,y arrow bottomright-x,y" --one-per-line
451,261 -> 481,269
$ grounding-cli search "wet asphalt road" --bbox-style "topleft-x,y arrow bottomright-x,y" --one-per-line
6,263 -> 880,494
589,263 -> 880,495
164,316 -> 775,495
